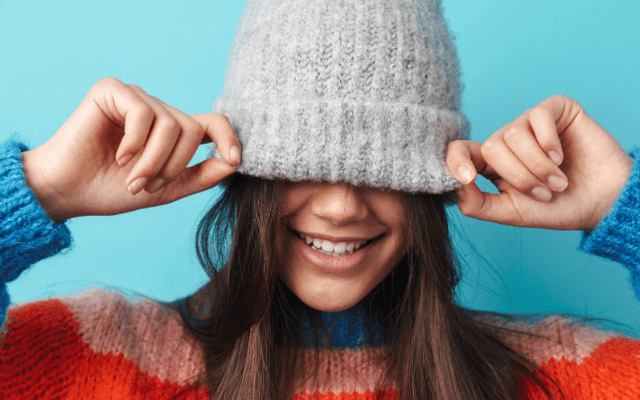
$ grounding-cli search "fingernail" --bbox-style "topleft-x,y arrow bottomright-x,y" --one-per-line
531,186 -> 552,202
457,166 -> 473,185
147,177 -> 165,193
547,175 -> 568,192
118,154 -> 133,167
128,177 -> 148,195
229,146 -> 241,164
455,187 -> 466,201
549,151 -> 562,166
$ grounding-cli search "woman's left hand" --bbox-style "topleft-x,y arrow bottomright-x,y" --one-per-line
446,94 -> 635,232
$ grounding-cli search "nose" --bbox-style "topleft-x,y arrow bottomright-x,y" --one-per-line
310,183 -> 369,225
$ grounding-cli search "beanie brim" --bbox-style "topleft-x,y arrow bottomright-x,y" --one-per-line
209,96 -> 469,198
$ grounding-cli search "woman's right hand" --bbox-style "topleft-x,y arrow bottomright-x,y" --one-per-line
21,77 -> 241,223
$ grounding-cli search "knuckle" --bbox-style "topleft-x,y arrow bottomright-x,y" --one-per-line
480,140 -> 497,158
529,158 -> 547,172
97,77 -> 120,88
528,105 -> 551,122
213,113 -> 230,124
527,105 -> 544,118
160,116 -> 181,133
91,77 -> 120,95
127,83 -> 143,93
186,122 -> 205,140
194,121 -> 205,138
136,104 -> 155,122
551,93 -> 568,102
212,113 -> 234,135
445,141 -> 458,159
447,139 -> 464,152
503,126 -> 521,141
512,174 -> 532,190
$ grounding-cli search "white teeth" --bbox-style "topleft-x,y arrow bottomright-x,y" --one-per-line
333,242 -> 346,253
297,232 -> 370,256
312,247 -> 354,257
321,240 -> 333,252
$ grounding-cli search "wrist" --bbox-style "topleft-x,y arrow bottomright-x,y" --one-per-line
585,152 -> 636,232
21,148 -> 70,223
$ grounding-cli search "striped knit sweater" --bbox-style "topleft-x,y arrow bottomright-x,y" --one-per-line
1,138 -> 640,399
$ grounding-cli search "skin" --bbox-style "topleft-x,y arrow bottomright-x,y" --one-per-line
21,80 -> 634,313
446,95 -> 634,233
274,182 -> 407,312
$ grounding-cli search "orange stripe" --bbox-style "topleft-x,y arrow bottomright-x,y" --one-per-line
6,298 -> 640,400
1,299 -> 208,399
66,350 -> 208,399
1,299 -> 81,399
519,336 -> 640,399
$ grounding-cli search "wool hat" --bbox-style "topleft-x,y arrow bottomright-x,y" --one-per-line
209,0 -> 469,202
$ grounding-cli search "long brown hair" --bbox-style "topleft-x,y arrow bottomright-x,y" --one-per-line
168,173 -> 570,399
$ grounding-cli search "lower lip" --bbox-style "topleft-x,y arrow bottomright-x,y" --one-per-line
292,231 -> 374,274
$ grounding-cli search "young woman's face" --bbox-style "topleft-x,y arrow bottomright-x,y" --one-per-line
275,182 -> 407,312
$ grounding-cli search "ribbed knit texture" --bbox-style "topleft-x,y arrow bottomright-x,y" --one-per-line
2,138 -> 640,398
580,146 -> 640,301
210,0 -> 470,197
0,139 -> 72,328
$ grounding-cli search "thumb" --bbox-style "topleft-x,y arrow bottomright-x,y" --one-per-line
448,140 -> 516,224
456,178 -> 536,227
162,157 -> 237,204
455,182 -> 490,216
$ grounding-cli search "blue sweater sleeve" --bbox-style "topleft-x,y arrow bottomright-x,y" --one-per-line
0,139 -> 73,328
580,146 -> 640,302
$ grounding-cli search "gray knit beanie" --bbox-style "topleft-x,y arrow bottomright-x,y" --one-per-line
209,0 -> 470,201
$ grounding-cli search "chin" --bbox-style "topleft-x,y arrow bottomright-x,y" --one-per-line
300,297 -> 362,313
288,282 -> 367,312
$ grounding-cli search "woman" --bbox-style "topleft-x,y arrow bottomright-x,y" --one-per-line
1,0 -> 639,399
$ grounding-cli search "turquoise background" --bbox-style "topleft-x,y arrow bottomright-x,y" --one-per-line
2,0 -> 639,331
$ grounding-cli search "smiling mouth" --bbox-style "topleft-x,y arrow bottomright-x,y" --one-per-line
291,229 -> 379,257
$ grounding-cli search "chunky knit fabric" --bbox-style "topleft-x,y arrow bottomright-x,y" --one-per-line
2,138 -> 640,399
210,0 -> 469,197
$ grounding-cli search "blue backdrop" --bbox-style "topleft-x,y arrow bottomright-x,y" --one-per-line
2,0 -> 639,331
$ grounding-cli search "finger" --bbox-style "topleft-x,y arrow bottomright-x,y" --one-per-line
189,113 -> 242,167
90,78 -> 155,166
481,138 -> 554,202
456,182 -> 528,228
502,120 -> 569,193
446,140 -> 500,185
142,96 -> 206,193
160,157 -> 237,203
124,85 -> 181,195
527,103 -> 565,167
530,94 -> 586,168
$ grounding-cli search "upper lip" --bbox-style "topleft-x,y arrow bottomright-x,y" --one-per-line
292,228 -> 381,243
